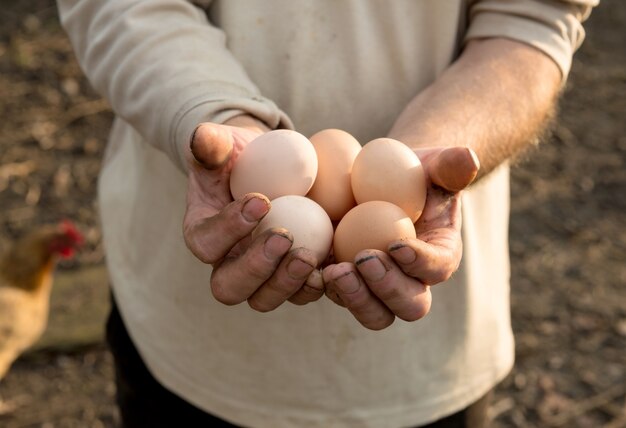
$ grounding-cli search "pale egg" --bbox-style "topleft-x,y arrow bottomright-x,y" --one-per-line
230,130 -> 318,201
252,195 -> 334,265
333,200 -> 416,263
306,129 -> 362,221
351,138 -> 427,223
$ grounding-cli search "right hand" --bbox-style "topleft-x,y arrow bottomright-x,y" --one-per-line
183,116 -> 325,311
322,146 -> 479,330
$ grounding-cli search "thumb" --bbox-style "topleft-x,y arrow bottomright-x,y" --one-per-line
418,147 -> 480,192
190,123 -> 234,170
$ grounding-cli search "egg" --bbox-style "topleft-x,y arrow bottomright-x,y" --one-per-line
230,130 -> 318,201
306,129 -> 362,221
252,195 -> 334,265
333,201 -> 417,263
351,138 -> 427,223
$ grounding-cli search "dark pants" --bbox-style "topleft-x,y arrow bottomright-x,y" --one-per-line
106,296 -> 492,428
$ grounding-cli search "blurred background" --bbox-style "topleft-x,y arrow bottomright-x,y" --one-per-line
0,0 -> 624,427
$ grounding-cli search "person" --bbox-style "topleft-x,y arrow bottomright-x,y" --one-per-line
57,0 -> 597,427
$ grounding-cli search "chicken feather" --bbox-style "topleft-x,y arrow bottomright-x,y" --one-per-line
0,222 -> 82,379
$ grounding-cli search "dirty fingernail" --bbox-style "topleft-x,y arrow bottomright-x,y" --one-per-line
334,271 -> 360,294
264,233 -> 292,258
389,245 -> 417,264
287,258 -> 314,280
242,197 -> 270,222
356,255 -> 387,282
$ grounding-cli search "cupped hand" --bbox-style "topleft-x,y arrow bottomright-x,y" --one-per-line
183,116 -> 325,311
323,146 -> 480,330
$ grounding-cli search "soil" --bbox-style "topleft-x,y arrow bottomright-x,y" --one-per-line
0,1 -> 624,427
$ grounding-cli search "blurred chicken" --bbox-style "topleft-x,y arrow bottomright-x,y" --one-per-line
0,221 -> 83,379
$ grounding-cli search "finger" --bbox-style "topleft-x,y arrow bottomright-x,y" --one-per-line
388,235 -> 462,285
190,123 -> 235,170
355,251 -> 432,322
323,263 -> 395,330
248,248 -> 317,312
184,193 -> 270,264
289,269 -> 325,305
416,147 -> 480,192
322,265 -> 347,307
325,289 -> 346,307
389,188 -> 463,285
210,228 -> 293,305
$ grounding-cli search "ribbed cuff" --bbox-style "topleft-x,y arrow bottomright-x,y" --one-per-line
464,1 -> 590,86
165,84 -> 294,173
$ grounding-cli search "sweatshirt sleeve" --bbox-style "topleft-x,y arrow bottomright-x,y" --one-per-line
57,0 -> 293,172
464,0 -> 599,84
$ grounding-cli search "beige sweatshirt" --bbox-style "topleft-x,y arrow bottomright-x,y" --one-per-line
58,1 -> 596,426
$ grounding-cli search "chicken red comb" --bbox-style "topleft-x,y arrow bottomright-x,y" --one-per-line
61,220 -> 84,243
58,220 -> 84,258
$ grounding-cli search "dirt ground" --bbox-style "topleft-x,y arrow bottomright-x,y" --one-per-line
0,1 -> 624,427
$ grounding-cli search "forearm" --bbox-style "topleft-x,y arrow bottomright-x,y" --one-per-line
57,0 -> 290,172
388,38 -> 562,179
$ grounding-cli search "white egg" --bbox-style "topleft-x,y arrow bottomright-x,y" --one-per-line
230,130 -> 318,201
252,195 -> 334,265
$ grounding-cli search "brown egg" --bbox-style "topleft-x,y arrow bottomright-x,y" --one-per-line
333,201 -> 417,263
306,129 -> 362,221
230,130 -> 318,201
252,195 -> 334,265
351,138 -> 426,223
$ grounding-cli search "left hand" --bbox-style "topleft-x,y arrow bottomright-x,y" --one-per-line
322,146 -> 480,330
183,116 -> 326,312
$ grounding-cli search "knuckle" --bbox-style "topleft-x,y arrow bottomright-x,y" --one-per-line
427,272 -> 449,285
247,297 -> 274,313
401,306 -> 429,322
370,283 -> 402,302
211,206 -> 253,244
302,282 -> 325,299
362,315 -> 395,331
407,259 -> 458,285
399,296 -> 432,322
427,265 -> 455,285
223,205 -> 244,228
272,278 -> 302,296
325,289 -> 346,307
245,257 -> 274,282
341,289 -> 370,311
211,278 -> 244,306
288,296 -> 308,306
199,250 -> 221,266
301,291 -> 323,304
